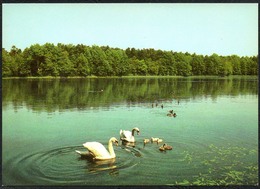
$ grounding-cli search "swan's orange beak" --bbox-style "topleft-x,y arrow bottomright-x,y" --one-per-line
115,140 -> 119,146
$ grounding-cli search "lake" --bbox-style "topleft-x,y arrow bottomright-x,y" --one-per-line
2,76 -> 258,186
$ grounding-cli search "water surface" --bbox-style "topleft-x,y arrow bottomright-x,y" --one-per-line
2,76 -> 258,186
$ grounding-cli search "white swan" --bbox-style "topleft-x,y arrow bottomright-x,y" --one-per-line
120,127 -> 140,143
76,137 -> 118,160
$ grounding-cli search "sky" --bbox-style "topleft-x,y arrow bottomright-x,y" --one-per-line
2,3 -> 258,56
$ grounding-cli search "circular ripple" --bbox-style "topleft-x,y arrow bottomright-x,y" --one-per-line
6,145 -> 142,185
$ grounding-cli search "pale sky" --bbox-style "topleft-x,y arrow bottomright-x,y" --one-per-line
2,3 -> 258,56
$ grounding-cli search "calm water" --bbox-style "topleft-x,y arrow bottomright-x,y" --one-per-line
2,77 -> 258,186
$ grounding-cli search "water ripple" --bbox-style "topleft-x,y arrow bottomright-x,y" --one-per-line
5,145 -> 143,185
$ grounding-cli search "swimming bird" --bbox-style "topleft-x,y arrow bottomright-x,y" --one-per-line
151,137 -> 160,142
164,143 -> 173,150
120,127 -> 140,143
76,137 -> 119,161
159,144 -> 167,151
156,138 -> 163,144
167,112 -> 177,117
143,138 -> 150,144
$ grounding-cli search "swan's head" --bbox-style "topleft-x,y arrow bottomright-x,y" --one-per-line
110,137 -> 119,146
133,127 -> 140,135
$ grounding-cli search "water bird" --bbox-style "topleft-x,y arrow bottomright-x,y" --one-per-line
159,143 -> 173,151
76,137 -> 119,161
120,127 -> 140,143
156,138 -> 163,144
167,112 -> 177,117
143,138 -> 150,144
164,143 -> 173,150
151,137 -> 160,142
161,104 -> 164,109
159,144 -> 167,151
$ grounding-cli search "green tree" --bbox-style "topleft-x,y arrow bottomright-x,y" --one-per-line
105,48 -> 129,76
190,54 -> 205,75
158,51 -> 176,75
23,44 -> 46,76
146,58 -> 159,75
90,45 -> 112,76
174,52 -> 192,76
240,57 -> 250,75
57,51 -> 74,76
247,56 -> 258,75
204,54 -> 221,75
218,60 -> 233,76
2,48 -> 13,77
229,55 -> 241,75
128,57 -> 147,75
2,43 -> 258,77
74,53 -> 90,76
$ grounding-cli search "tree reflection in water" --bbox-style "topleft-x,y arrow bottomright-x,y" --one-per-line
2,77 -> 258,113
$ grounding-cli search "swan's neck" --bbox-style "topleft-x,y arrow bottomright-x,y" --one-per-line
108,140 -> 116,158
132,129 -> 136,136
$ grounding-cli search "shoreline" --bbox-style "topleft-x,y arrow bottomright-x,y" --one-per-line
2,75 -> 258,80
2,75 -> 258,79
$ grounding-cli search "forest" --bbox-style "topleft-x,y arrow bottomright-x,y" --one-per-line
2,43 -> 258,77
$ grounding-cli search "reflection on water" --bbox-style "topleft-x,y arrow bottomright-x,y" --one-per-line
2,76 -> 258,185
84,158 -> 117,174
77,150 -> 117,173
2,76 -> 258,113
121,140 -> 136,148
3,145 -> 143,184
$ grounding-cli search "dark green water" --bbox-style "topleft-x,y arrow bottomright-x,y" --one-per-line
2,76 -> 258,186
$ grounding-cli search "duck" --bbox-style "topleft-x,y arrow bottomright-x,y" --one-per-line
120,127 -> 140,143
167,112 -> 177,117
151,137 -> 160,142
76,137 -> 119,161
143,138 -> 150,144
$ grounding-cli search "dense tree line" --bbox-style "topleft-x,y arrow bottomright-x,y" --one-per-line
2,43 -> 258,77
